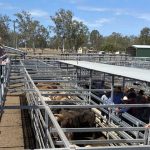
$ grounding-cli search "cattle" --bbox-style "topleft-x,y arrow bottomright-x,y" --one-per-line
51,92 -> 71,101
54,108 -> 98,141
36,83 -> 72,101
36,82 -> 103,143
36,83 -> 58,90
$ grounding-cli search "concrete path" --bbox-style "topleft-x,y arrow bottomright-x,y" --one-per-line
0,96 -> 24,150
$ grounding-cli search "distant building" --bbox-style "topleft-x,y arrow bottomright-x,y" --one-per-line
98,51 -> 105,55
77,47 -> 83,54
126,45 -> 150,57
77,47 -> 87,54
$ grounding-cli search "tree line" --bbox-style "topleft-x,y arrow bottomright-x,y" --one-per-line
0,9 -> 150,53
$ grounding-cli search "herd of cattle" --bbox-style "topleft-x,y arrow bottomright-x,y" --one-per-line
36,82 -> 105,146
35,81 -> 149,147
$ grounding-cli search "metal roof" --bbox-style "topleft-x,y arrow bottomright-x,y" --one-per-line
132,45 -> 150,49
59,60 -> 150,82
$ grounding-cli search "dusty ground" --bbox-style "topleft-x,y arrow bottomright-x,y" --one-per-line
0,96 -> 24,150
20,48 -> 60,55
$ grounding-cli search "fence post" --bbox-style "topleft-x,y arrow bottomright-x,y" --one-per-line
45,110 -> 49,147
0,65 -> 2,106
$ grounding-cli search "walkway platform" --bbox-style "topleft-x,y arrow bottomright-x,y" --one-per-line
0,96 -> 24,150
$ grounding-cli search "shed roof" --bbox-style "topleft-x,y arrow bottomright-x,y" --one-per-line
58,60 -> 150,83
132,45 -> 150,49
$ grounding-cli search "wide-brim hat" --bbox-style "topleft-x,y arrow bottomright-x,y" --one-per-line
122,96 -> 128,101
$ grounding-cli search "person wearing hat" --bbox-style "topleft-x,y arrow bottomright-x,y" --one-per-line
113,86 -> 124,104
115,93 -> 137,116
136,90 -> 146,104
115,96 -> 129,113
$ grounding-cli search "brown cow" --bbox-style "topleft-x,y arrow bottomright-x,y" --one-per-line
54,108 -> 97,140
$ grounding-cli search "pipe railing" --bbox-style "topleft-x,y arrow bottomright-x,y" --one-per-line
1,58 -> 150,149
0,57 -> 11,108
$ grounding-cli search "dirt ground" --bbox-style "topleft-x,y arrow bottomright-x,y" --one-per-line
20,48 -> 60,55
0,96 -> 24,150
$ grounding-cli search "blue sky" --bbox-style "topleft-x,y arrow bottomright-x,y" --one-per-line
0,0 -> 150,36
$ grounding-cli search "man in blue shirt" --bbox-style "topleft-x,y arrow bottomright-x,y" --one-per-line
113,86 -> 124,104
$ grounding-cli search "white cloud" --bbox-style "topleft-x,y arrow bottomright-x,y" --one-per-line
78,6 -> 109,12
78,6 -> 150,22
69,0 -> 77,4
0,2 -> 15,10
30,10 -> 49,18
73,16 -> 86,23
136,13 -> 150,21
87,18 -> 112,28
73,16 -> 112,28
78,6 -> 130,16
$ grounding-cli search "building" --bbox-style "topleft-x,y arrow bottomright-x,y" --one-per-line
126,45 -> 150,57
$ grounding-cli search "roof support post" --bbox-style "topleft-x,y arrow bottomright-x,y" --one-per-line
108,75 -> 114,125
0,65 -> 2,106
111,75 -> 114,102
122,77 -> 125,95
88,70 -> 92,104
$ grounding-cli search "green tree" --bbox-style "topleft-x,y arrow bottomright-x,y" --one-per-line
71,20 -> 89,51
101,43 -> 115,52
35,25 -> 49,53
103,32 -> 132,52
0,15 -> 11,44
15,11 -> 32,48
139,27 -> 150,44
90,30 -> 102,50
51,9 -> 73,52
15,11 -> 49,53
51,9 -> 89,53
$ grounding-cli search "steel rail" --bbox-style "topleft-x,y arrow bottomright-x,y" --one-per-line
20,60 -> 72,148
1,103 -> 150,110
55,139 -> 145,145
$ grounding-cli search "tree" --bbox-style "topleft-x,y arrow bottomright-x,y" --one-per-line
15,11 -> 32,48
139,27 -> 150,44
0,15 -> 11,44
51,9 -> 89,52
35,25 -> 49,53
102,32 -> 132,52
15,11 -> 40,50
51,9 -> 73,52
15,11 -> 49,53
90,30 -> 102,50
70,20 -> 89,51
101,43 -> 115,52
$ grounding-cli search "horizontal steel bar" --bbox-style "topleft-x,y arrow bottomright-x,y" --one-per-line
48,104 -> 150,108
39,89 -> 111,92
42,93 -> 88,96
55,139 -> 144,145
51,127 -> 146,133
0,105 -> 40,110
75,145 -> 150,150
45,100 -> 85,103
34,144 -> 150,150
33,80 -> 77,83
1,103 -> 150,110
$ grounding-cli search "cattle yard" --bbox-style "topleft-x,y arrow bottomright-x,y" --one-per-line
0,47 -> 150,150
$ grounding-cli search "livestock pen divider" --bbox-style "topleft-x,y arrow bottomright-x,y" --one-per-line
1,53 -> 150,149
